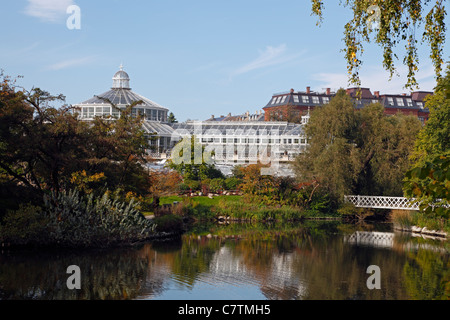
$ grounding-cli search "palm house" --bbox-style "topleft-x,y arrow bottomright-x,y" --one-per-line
74,66 -> 308,175
74,65 -> 174,153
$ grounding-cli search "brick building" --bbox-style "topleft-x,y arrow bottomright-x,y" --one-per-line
263,87 -> 432,124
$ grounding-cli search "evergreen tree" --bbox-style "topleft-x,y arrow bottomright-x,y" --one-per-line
168,112 -> 178,123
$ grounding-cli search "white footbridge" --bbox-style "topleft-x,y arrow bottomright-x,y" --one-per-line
344,195 -> 420,211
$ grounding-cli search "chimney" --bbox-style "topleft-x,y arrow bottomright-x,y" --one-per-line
306,86 -> 311,94
211,115 -> 215,119
326,88 -> 331,95
374,91 -> 380,98
290,88 -> 294,93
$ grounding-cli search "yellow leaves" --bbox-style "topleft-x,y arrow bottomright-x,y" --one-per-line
412,186 -> 422,197
70,170 -> 106,194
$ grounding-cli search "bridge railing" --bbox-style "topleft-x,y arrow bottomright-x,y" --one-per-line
344,195 -> 420,210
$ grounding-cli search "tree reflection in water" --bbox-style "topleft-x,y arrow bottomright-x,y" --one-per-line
0,221 -> 448,300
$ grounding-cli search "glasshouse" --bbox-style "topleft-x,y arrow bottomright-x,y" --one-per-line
74,66 -> 308,169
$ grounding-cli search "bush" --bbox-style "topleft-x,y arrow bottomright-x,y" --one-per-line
337,203 -> 359,216
153,214 -> 184,234
0,204 -> 47,246
209,178 -> 225,193
184,180 -> 201,191
225,177 -> 242,190
0,190 -> 157,248
178,183 -> 190,193
337,202 -> 374,220
392,210 -> 450,234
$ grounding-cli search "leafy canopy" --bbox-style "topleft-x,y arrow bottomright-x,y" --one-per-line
293,89 -> 422,205
0,71 -> 151,203
404,65 -> 450,217
311,0 -> 447,90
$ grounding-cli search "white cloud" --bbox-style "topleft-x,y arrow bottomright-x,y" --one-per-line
312,64 -> 437,93
47,56 -> 96,70
24,0 -> 75,22
231,44 -> 304,77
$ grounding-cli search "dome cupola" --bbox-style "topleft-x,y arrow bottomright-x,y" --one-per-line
112,64 -> 130,89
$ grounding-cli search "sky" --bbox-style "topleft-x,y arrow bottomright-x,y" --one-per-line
1,0 -> 449,122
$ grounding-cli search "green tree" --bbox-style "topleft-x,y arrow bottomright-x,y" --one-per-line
167,135 -> 224,181
269,105 -> 303,123
404,154 -> 449,218
311,1 -> 447,90
409,65 -> 450,165
168,112 -> 178,124
0,72 -> 151,205
404,65 -> 450,217
293,89 -> 421,205
293,90 -> 362,204
87,97 -> 152,195
356,104 -> 422,196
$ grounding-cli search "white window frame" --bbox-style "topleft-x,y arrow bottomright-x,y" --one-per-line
406,98 -> 413,107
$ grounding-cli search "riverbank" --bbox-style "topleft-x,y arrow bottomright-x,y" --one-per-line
146,195 -> 340,222
393,224 -> 448,239
390,210 -> 449,240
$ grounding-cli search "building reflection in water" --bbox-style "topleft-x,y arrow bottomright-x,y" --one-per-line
0,223 -> 448,300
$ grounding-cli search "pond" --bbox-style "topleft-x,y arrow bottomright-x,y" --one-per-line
0,221 -> 448,300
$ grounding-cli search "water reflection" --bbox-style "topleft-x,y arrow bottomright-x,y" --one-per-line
0,222 -> 448,300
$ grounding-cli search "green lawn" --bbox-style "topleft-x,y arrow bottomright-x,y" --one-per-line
160,195 -> 241,207
141,195 -> 242,217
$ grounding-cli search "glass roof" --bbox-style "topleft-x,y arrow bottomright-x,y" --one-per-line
76,66 -> 167,111
171,121 -> 305,137
77,88 -> 168,111
142,121 -> 174,137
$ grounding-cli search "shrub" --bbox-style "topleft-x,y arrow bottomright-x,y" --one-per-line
184,180 -> 201,191
153,214 -> 184,234
0,204 -> 47,246
43,190 -> 156,247
337,202 -> 359,216
337,202 -> 374,220
0,190 -> 157,248
225,177 -> 242,190
178,183 -> 191,193
390,210 -> 413,227
209,178 -> 225,193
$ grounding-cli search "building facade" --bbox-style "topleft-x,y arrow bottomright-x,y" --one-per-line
74,67 -> 429,175
74,66 -> 174,153
262,87 -> 432,124
171,119 -> 308,166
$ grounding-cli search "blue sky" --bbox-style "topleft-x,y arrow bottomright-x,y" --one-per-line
2,0 -> 449,122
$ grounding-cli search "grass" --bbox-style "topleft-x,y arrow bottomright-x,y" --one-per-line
391,209 -> 449,235
159,196 -> 184,205
144,194 -> 338,222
